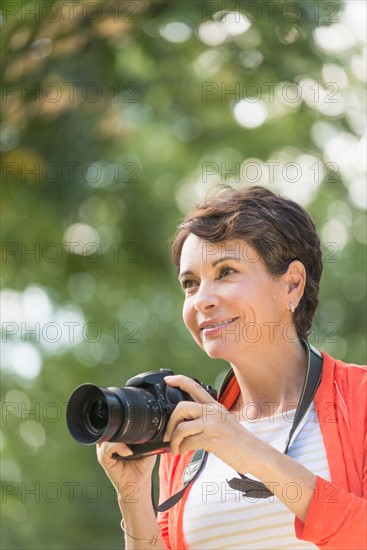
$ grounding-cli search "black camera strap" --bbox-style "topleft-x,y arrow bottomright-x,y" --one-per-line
227,340 -> 323,497
153,339 -> 323,512
153,449 -> 209,512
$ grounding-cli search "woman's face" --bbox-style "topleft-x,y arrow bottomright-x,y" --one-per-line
179,234 -> 290,362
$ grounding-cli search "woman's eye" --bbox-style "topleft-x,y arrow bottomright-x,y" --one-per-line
220,267 -> 236,277
181,279 -> 194,290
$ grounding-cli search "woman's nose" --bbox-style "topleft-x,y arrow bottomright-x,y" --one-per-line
193,281 -> 219,312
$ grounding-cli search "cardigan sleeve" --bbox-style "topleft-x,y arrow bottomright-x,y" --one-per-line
294,475 -> 367,549
298,356 -> 367,548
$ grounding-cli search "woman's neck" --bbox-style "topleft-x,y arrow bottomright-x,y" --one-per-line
229,339 -> 308,419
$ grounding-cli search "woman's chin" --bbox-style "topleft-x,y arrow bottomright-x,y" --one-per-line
202,342 -> 232,361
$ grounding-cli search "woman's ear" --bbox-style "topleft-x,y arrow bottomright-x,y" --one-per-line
284,260 -> 306,312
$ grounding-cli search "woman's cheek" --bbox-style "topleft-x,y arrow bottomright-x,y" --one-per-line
183,302 -> 193,330
183,300 -> 202,346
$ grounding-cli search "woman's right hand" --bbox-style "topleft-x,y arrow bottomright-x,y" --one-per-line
96,442 -> 156,499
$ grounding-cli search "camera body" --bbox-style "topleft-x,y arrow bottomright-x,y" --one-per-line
66,369 -> 217,460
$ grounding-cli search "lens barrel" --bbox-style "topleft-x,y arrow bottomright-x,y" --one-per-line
66,383 -> 165,445
66,384 -> 125,444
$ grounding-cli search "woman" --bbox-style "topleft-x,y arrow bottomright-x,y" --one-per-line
97,186 -> 366,549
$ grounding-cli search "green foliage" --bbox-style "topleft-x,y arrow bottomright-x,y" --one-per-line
1,0 -> 365,548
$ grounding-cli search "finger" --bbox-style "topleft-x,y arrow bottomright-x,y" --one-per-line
164,401 -> 203,442
97,442 -> 133,466
164,374 -> 216,404
169,420 -> 204,456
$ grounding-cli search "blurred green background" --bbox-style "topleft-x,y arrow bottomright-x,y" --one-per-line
1,0 -> 366,548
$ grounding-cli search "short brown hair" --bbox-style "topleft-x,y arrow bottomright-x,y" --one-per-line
171,186 -> 323,341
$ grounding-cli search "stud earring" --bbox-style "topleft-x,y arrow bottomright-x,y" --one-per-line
289,301 -> 295,313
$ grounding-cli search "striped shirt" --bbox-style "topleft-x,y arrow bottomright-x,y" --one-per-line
182,402 -> 330,549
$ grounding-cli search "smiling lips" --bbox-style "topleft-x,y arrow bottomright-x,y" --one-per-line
200,317 -> 239,336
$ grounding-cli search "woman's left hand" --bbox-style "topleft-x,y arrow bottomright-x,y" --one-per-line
163,374 -> 260,473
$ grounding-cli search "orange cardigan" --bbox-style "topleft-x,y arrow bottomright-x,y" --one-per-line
157,352 -> 367,549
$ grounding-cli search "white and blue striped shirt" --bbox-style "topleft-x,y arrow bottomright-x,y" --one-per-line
183,402 -> 330,549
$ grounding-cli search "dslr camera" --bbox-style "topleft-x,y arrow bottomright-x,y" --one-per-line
66,369 -> 217,459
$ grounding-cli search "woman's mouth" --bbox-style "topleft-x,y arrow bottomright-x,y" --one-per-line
200,317 -> 239,338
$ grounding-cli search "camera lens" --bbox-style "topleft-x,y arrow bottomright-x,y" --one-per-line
66,384 -> 124,445
66,383 -> 166,446
112,387 -> 163,444
85,397 -> 109,433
